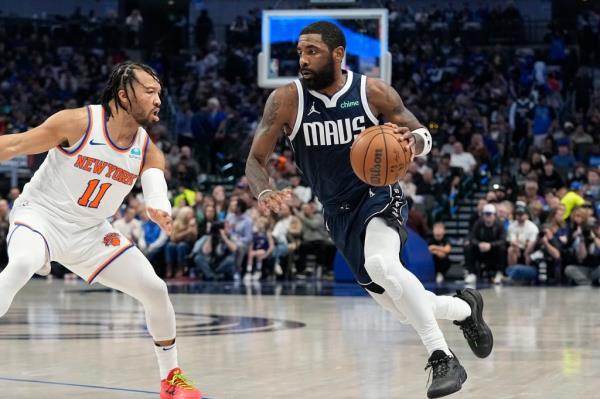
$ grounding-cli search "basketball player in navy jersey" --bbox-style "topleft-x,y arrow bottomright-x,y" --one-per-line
246,22 -> 493,398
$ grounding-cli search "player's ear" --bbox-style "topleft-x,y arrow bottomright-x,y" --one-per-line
333,46 -> 344,63
117,88 -> 131,111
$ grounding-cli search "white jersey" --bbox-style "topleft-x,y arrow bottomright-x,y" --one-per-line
19,104 -> 150,229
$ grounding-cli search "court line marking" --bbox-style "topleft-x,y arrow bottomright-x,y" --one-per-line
0,376 -> 213,398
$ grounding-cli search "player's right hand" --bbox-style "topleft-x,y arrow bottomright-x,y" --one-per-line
258,188 -> 292,214
147,207 -> 173,235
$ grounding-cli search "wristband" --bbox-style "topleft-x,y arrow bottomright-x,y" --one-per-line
412,127 -> 432,157
257,189 -> 273,201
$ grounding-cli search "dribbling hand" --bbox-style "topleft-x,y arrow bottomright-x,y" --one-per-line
147,207 -> 173,235
258,188 -> 292,214
384,122 -> 415,161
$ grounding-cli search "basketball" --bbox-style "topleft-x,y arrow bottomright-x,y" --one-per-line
350,125 -> 412,187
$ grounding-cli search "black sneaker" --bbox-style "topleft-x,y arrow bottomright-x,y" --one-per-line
425,350 -> 467,398
453,288 -> 494,358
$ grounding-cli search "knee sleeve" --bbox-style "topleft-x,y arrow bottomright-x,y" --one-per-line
364,254 -> 403,301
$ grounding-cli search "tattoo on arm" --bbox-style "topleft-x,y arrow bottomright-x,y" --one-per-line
246,91 -> 283,198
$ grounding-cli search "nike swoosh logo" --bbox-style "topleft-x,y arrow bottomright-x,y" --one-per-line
89,140 -> 106,146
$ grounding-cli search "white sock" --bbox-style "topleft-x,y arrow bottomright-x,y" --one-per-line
426,292 -> 472,322
256,260 -> 262,272
154,342 -> 178,379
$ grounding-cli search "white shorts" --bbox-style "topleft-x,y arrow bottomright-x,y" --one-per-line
8,200 -> 134,284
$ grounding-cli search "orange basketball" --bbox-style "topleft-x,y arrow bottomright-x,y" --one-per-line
350,125 -> 412,187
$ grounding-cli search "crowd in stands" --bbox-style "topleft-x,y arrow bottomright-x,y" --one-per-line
0,3 -> 599,285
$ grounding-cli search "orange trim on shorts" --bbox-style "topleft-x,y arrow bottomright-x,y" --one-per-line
86,243 -> 134,284
102,107 -> 138,153
56,105 -> 93,157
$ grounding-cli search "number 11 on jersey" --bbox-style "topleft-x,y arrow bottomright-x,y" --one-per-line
78,179 -> 112,208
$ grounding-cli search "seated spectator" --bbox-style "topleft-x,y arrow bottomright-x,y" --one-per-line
564,221 -> 600,285
507,203 -> 539,268
112,206 -> 143,246
552,140 -> 577,181
244,217 -> 274,282
561,182 -> 586,219
271,204 -> 293,276
193,221 -> 238,281
290,175 -> 312,204
165,206 -> 198,278
506,224 -> 562,284
295,202 -> 336,278
226,198 -> 254,277
464,204 -> 507,284
428,223 -> 452,283
538,160 -> 564,194
450,142 -> 477,174
524,180 -> 544,206
285,216 -> 304,276
587,168 -> 599,201
197,204 -> 217,236
139,208 -> 169,268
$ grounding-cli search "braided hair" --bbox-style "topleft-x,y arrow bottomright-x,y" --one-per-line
100,61 -> 161,117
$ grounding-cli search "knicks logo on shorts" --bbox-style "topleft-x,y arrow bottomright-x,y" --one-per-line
103,233 -> 121,247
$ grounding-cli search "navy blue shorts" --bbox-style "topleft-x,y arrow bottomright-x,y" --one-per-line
322,183 -> 409,294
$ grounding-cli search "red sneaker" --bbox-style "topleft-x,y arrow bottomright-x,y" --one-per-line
160,368 -> 202,399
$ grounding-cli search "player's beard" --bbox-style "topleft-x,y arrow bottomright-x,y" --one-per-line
303,56 -> 335,91
130,103 -> 155,127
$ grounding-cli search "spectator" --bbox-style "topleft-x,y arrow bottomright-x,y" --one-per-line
165,206 -> 197,278
507,203 -> 540,267
524,180 -> 544,206
112,206 -> 143,246
464,204 -> 507,284
193,221 -> 238,281
139,207 -> 168,266
271,204 -> 293,276
125,9 -> 144,47
428,223 -> 452,283
197,204 -> 217,236
295,202 -> 336,278
508,88 -> 534,156
244,217 -> 274,281
450,142 -> 477,174
538,160 -> 564,194
552,140 -> 577,180
561,182 -> 586,220
586,168 -> 600,202
8,188 -> 20,209
564,221 -> 600,285
531,95 -> 556,147
290,175 -> 312,204
506,223 -> 562,284
226,197 -> 253,278
195,9 -> 214,51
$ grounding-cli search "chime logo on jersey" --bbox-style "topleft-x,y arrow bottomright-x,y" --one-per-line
302,115 -> 366,146
103,232 -> 121,247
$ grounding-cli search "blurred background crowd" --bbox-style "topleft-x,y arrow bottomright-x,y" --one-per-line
0,0 -> 599,286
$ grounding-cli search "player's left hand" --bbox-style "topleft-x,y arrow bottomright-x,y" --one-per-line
384,122 -> 415,161
147,207 -> 173,235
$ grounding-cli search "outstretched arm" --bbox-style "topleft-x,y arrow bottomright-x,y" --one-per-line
245,84 -> 296,212
367,79 -> 431,157
0,108 -> 88,162
141,140 -> 173,234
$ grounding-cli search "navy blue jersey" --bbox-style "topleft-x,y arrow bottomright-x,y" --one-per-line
288,70 -> 379,207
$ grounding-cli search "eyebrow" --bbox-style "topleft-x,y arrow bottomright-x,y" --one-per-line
143,84 -> 161,93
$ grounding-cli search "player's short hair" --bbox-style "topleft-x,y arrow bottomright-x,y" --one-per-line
300,21 -> 346,51
101,61 -> 161,117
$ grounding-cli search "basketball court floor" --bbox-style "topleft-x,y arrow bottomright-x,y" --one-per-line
0,278 -> 598,398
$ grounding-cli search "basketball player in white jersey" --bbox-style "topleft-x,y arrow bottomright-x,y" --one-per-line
246,22 -> 493,398
0,62 -> 201,399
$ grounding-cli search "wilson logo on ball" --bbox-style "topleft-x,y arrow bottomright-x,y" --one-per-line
350,125 -> 412,187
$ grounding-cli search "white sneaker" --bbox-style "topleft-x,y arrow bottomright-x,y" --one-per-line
464,273 -> 477,284
493,271 -> 504,285
436,272 -> 445,284
252,271 -> 262,281
274,263 -> 283,276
